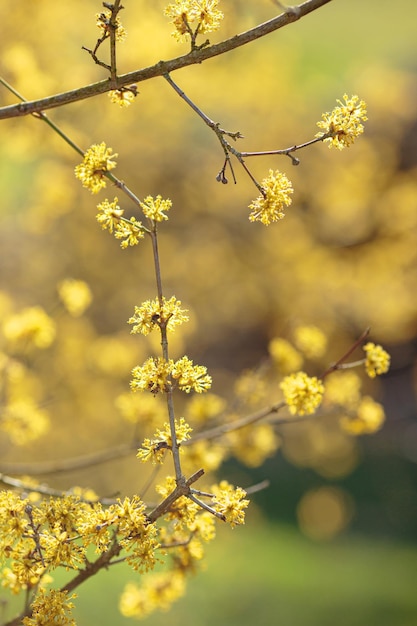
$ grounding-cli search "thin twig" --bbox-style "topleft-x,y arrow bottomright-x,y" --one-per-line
320,327 -> 371,379
186,401 -> 285,443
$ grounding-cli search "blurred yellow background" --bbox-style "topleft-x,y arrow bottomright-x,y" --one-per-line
1,1 -> 417,624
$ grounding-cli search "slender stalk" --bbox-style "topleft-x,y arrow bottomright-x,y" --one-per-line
240,133 -> 333,158
187,401 -> 286,443
149,226 -> 183,482
109,0 -> 123,85
320,327 -> 371,379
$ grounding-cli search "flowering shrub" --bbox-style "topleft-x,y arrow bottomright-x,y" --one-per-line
0,1 -> 393,624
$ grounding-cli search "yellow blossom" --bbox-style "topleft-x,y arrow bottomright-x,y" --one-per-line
58,279 -> 92,317
363,342 -> 390,378
74,142 -> 117,194
316,94 -> 367,150
109,88 -> 136,107
0,491 -> 29,544
22,589 -> 77,626
280,371 -> 324,416
3,306 -> 55,349
96,197 -> 124,232
130,356 -> 211,395
171,356 -> 212,393
137,417 -> 192,463
293,325 -> 327,359
128,296 -> 189,336
164,0 -> 223,42
211,480 -> 249,528
249,169 -> 293,225
130,357 -> 171,394
140,195 -> 172,222
114,217 -> 145,248
96,9 -> 127,42
340,396 -> 385,435
269,337 -> 303,374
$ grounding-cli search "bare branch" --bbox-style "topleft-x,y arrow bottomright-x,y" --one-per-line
0,0 -> 334,120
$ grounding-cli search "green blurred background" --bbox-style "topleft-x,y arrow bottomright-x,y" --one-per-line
1,1 -> 417,624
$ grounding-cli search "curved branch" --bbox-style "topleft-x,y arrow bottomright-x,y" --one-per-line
0,0 -> 333,120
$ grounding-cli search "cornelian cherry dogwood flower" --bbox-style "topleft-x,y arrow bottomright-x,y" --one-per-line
363,342 -> 390,378
22,589 -> 77,626
137,418 -> 192,464
165,0 -> 224,41
211,481 -> 249,528
96,198 -> 146,248
109,89 -> 136,107
130,356 -> 211,394
280,371 -> 324,416
140,195 -> 172,222
75,143 -> 117,194
316,94 -> 367,150
96,9 -> 127,42
249,169 -> 293,225
129,296 -> 189,335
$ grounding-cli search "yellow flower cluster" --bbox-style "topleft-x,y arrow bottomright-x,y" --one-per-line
75,143 -> 117,194
171,355 -> 212,393
96,198 -> 145,248
128,296 -> 189,335
249,169 -> 293,225
164,0 -> 224,42
140,195 -> 172,222
96,9 -> 127,42
130,356 -> 212,394
211,480 -> 249,528
363,342 -> 391,378
119,475 -> 224,619
58,279 -> 92,317
316,94 -> 368,150
137,417 -> 192,463
0,491 -> 160,592
280,371 -> 324,416
23,589 -> 77,626
108,89 -> 136,107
